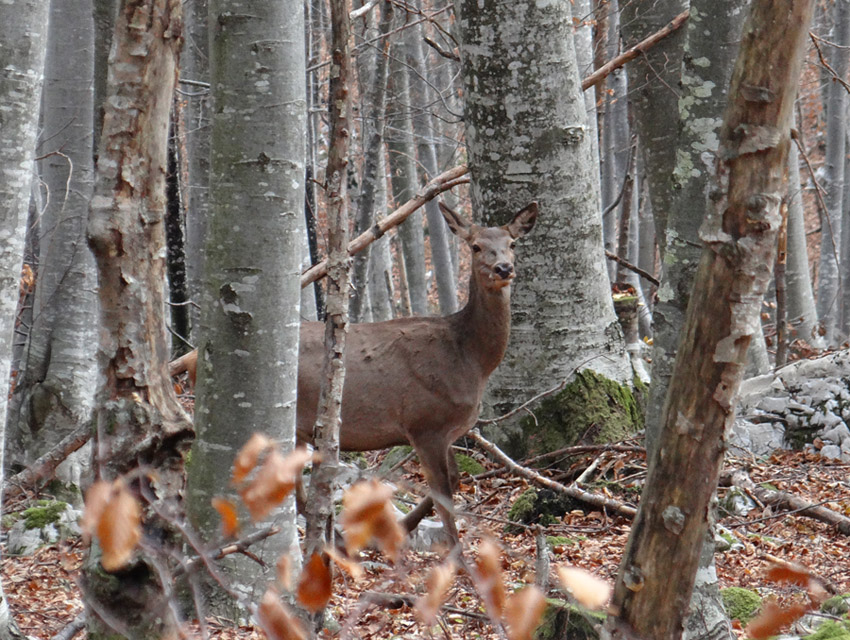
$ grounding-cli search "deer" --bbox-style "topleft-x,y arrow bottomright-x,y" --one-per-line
170,201 -> 537,547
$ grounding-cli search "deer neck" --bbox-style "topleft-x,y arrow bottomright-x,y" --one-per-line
452,272 -> 512,375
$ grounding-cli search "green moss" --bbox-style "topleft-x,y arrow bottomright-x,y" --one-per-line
546,536 -> 575,548
720,587 -> 761,624
21,500 -> 68,530
379,445 -> 413,475
803,620 -> 850,640
508,370 -> 644,463
341,451 -> 368,468
536,599 -> 604,640
455,454 -> 485,476
507,489 -> 539,529
505,488 -> 576,533
822,595 -> 850,616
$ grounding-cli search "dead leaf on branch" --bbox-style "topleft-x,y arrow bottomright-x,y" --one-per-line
339,479 -> 405,561
257,589 -> 307,640
325,545 -> 364,580
211,497 -> 240,538
232,433 -> 274,485
745,599 -> 809,640
476,538 -> 506,619
238,446 -> 313,521
504,586 -> 546,640
296,553 -> 333,614
557,565 -> 611,610
414,561 -> 457,626
81,480 -> 142,572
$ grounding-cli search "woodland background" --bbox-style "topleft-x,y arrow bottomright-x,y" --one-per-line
1,0 -> 849,638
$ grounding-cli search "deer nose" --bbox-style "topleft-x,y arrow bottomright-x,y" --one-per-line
494,263 -> 514,279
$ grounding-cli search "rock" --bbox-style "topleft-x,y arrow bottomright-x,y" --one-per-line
819,444 -> 842,460
6,500 -> 81,556
821,424 -> 850,446
406,517 -> 452,552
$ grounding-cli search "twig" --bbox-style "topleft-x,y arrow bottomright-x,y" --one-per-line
581,9 -> 689,91
424,36 -> 459,61
468,429 -> 637,519
301,165 -> 469,286
3,423 -> 92,501
605,250 -> 660,287
50,612 -> 86,640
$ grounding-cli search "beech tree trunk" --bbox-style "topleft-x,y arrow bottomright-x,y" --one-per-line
605,3 -> 814,638
83,0 -> 194,635
0,1 -> 49,636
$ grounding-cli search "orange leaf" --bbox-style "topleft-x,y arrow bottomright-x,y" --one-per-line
340,479 -> 405,561
765,560 -> 812,587
97,482 -> 142,571
476,539 -> 506,618
414,561 -> 456,626
240,448 -> 312,521
325,545 -> 364,580
745,600 -> 809,639
296,553 -> 333,614
277,555 -> 294,590
504,586 -> 546,640
232,433 -> 273,485
557,566 -> 611,610
211,497 -> 240,538
257,589 -> 307,640
81,481 -> 112,542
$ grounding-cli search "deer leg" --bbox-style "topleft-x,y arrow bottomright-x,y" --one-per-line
402,444 -> 461,545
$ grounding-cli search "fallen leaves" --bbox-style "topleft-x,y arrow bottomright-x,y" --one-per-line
81,479 -> 142,571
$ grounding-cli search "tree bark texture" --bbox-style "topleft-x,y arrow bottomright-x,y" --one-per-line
83,0 -> 194,635
605,3 -> 814,638
0,1 -> 49,637
458,0 -> 633,424
9,0 -> 98,474
187,0 -> 307,603
303,0 -> 352,562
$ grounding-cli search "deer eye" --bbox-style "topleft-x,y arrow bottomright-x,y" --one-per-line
509,241 -> 516,250
472,244 -> 482,253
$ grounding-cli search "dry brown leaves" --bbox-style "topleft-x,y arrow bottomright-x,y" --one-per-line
81,479 -> 142,571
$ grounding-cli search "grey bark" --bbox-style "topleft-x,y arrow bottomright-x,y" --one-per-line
405,1 -> 458,314
815,0 -> 850,345
91,0 -> 117,157
387,46 -> 428,315
367,157 -> 394,322
350,0 -> 392,323
574,0 -> 600,188
180,0 -> 210,337
786,139 -> 821,346
840,120 -> 850,339
8,0 -> 98,477
458,0 -> 633,428
187,0 -> 306,605
0,0 -> 49,637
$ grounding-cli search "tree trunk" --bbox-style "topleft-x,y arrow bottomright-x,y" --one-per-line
0,1 -> 49,637
387,46 -> 428,315
815,0 -> 850,345
186,0 -> 306,607
785,138 -> 821,346
457,0 -> 633,432
303,0 -> 352,563
8,0 -> 98,476
83,0 -> 194,636
605,3 -> 814,638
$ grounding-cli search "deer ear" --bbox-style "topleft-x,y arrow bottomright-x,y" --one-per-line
439,201 -> 472,240
506,202 -> 538,238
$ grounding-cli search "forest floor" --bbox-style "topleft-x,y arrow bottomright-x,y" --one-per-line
3,447 -> 850,640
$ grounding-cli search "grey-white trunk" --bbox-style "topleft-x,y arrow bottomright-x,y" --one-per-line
0,0 -> 49,636
574,0 -> 600,187
815,0 -> 850,345
187,0 -> 306,604
386,48 -> 428,315
367,154 -> 394,322
458,0 -> 633,429
786,140 -> 821,346
8,0 -> 97,478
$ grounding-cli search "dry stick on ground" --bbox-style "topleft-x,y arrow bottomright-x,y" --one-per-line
467,429 -> 637,520
720,469 -> 850,535
581,9 -> 689,91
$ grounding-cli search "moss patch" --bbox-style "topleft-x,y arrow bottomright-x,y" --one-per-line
505,488 -> 578,533
804,620 -> 850,640
455,454 -> 485,476
720,587 -> 761,625
536,598 -> 604,640
21,500 -> 69,530
822,595 -> 850,616
506,370 -> 644,463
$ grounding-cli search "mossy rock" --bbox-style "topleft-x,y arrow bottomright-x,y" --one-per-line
536,599 -> 604,640
822,595 -> 850,616
506,488 -> 579,533
21,500 -> 69,529
720,587 -> 761,625
455,453 -> 485,476
503,370 -> 645,463
804,620 -> 850,640
378,445 -> 413,475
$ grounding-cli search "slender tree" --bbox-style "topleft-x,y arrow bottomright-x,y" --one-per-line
606,3 -> 814,637
0,1 -> 50,636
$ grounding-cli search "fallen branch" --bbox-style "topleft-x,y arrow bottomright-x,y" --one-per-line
604,250 -> 660,287
468,429 -> 637,519
582,9 -> 689,92
50,612 -> 86,640
301,165 -> 469,286
721,469 -> 850,535
3,423 -> 92,502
